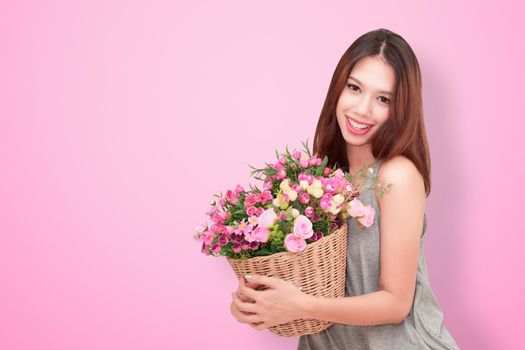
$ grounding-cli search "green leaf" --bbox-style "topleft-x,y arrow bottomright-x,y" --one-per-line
301,139 -> 312,157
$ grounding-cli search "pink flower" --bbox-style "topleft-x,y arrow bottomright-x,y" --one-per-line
232,243 -> 242,253
300,159 -> 310,168
348,198 -> 376,228
245,194 -> 258,207
249,241 -> 261,250
323,167 -> 331,176
322,177 -> 339,193
279,155 -> 287,164
211,211 -> 228,224
304,206 -> 314,217
299,192 -> 310,204
201,231 -> 214,245
211,244 -> 221,255
278,211 -> 288,221
218,235 -> 229,246
260,190 -> 272,205
226,189 -> 239,204
320,193 -> 333,211
348,198 -> 366,217
273,162 -> 283,171
292,151 -> 302,160
205,206 -> 217,217
284,234 -> 307,252
309,231 -> 324,242
247,226 -> 272,243
293,215 -> 314,239
246,206 -> 257,216
258,208 -> 277,229
292,184 -> 301,192
256,207 -> 265,216
357,206 -> 375,228
298,173 -> 314,184
243,224 -> 253,234
334,169 -> 345,178
263,182 -> 273,191
308,157 -> 318,166
235,184 -> 244,194
276,168 -> 286,179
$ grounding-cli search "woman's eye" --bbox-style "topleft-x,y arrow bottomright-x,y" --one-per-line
346,83 -> 359,92
379,96 -> 390,104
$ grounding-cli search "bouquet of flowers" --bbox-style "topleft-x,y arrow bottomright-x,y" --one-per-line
193,140 -> 380,336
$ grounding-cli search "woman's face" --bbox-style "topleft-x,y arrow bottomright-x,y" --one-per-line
336,55 -> 396,147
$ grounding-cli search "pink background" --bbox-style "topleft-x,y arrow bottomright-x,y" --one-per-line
1,0 -> 523,349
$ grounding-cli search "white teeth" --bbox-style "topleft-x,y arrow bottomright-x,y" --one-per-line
349,119 -> 370,130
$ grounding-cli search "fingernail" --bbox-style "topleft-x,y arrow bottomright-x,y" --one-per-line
244,274 -> 252,279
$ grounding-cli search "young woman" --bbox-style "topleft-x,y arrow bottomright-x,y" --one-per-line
230,28 -> 460,349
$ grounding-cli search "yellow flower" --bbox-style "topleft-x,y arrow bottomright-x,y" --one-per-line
332,194 -> 345,206
299,180 -> 309,190
285,189 -> 298,202
279,179 -> 291,192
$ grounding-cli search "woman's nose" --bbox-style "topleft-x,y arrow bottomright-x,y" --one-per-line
355,95 -> 372,117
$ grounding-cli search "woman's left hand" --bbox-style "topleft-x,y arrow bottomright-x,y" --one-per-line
231,274 -> 311,331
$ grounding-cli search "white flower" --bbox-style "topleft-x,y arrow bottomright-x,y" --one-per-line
299,180 -> 309,190
286,189 -> 298,201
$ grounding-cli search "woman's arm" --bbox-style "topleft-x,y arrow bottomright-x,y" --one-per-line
232,156 -> 426,329
303,156 -> 426,325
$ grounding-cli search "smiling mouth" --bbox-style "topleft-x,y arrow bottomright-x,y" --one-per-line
345,116 -> 374,135
346,115 -> 374,128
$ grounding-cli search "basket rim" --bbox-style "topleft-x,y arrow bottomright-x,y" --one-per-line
226,220 -> 348,263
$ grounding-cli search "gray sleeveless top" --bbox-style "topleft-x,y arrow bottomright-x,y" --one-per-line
297,159 -> 459,349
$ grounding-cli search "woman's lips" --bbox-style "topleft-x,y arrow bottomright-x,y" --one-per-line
346,115 -> 374,126
346,117 -> 374,135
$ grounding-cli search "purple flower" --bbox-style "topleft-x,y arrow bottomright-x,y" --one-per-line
218,235 -> 229,246
249,241 -> 260,250
232,243 -> 242,253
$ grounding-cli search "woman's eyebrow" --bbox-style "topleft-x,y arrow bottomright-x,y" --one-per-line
348,76 -> 393,95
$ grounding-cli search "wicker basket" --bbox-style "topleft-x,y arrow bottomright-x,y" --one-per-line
227,221 -> 348,337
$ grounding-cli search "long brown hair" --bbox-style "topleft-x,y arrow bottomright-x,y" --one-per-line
313,28 -> 431,196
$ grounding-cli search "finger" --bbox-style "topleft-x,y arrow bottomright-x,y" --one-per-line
244,273 -> 280,289
231,302 -> 257,324
230,301 -> 263,324
236,288 -> 255,303
239,283 -> 260,301
250,322 -> 268,331
231,292 -> 257,314
239,276 -> 261,290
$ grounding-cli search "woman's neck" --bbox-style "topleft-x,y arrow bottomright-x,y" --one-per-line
346,144 -> 376,177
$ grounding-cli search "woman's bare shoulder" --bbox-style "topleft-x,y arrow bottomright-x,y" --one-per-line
378,155 -> 421,179
376,155 -> 425,202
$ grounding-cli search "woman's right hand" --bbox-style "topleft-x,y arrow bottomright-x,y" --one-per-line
230,277 -> 264,329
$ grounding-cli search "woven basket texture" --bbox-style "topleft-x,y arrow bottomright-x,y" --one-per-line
227,221 -> 348,337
